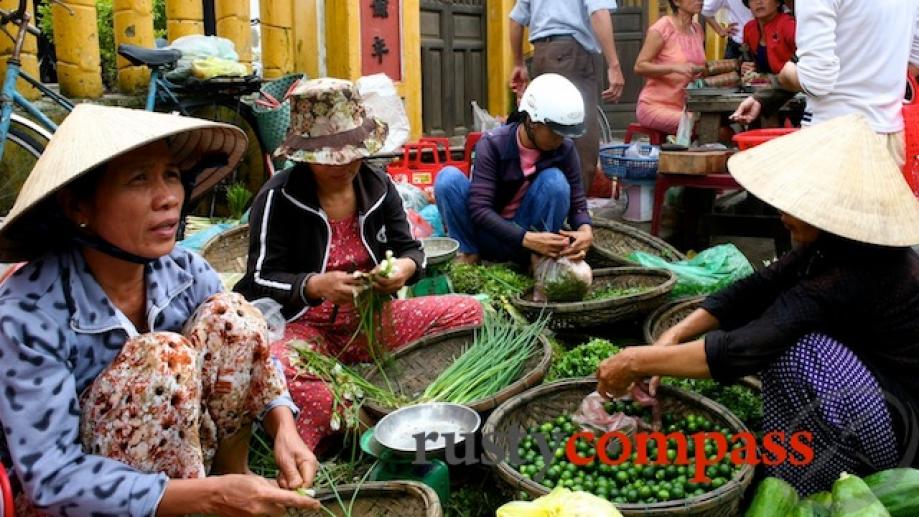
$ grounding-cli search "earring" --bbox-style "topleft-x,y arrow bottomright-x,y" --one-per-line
79,222 -> 87,228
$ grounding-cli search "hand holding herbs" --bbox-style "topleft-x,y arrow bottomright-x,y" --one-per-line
304,271 -> 364,306
369,252 -> 415,294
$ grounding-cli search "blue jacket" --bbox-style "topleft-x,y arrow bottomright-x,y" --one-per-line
469,123 -> 592,244
0,246 -> 296,515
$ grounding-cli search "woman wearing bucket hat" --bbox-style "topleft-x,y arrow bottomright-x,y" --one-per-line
434,73 -> 594,266
0,105 -> 321,516
596,114 -> 919,495
234,78 -> 483,450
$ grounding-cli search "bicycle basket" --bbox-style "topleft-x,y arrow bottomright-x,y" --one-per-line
247,73 -> 305,155
600,144 -> 659,180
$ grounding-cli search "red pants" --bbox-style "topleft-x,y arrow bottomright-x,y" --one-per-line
270,295 -> 483,450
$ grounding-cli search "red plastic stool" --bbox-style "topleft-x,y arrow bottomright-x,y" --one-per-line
651,173 -> 742,236
624,123 -> 667,146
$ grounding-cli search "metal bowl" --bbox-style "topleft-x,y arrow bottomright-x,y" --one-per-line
422,237 -> 459,266
373,403 -> 481,453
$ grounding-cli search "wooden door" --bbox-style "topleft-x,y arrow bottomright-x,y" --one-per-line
420,0 -> 487,138
599,0 -> 649,134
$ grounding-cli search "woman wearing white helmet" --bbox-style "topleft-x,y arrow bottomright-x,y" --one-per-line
435,73 -> 593,265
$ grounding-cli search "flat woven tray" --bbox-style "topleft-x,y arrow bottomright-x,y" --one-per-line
290,481 -> 442,517
588,217 -> 687,268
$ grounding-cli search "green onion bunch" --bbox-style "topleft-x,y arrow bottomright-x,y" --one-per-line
421,313 -> 549,404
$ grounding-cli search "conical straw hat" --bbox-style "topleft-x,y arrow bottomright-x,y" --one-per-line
0,104 -> 248,261
728,114 -> 919,247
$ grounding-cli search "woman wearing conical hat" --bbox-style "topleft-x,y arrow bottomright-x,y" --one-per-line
0,105 -> 320,515
233,78 -> 484,451
596,114 -> 919,495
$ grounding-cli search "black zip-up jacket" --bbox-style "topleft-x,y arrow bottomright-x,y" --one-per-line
235,163 -> 426,320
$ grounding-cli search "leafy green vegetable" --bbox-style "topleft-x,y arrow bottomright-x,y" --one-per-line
585,285 -> 649,301
547,338 -> 621,381
542,276 -> 590,302
225,182 -> 252,221
662,378 -> 763,430
447,262 -> 534,302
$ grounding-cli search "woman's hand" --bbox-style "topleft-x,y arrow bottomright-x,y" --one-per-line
672,63 -> 703,80
208,474 -> 320,516
740,61 -> 756,77
730,96 -> 763,124
597,348 -> 640,400
273,426 -> 319,490
523,231 -> 570,258
372,257 -> 416,295
305,272 -> 363,306
559,225 -> 593,261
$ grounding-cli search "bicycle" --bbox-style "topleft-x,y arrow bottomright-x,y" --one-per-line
0,0 -> 75,214
116,44 -> 268,218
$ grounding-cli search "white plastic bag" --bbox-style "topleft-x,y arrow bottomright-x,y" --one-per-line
356,73 -> 410,153
534,257 -> 593,302
472,100 -> 501,132
250,298 -> 286,343
676,109 -> 696,147
166,35 -> 241,82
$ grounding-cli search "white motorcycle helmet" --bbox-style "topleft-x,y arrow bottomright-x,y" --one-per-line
518,73 -> 586,138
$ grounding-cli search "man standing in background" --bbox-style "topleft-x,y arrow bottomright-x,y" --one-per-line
509,0 -> 624,193
701,0 -> 753,59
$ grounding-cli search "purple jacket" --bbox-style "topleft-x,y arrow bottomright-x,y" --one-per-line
468,123 -> 591,244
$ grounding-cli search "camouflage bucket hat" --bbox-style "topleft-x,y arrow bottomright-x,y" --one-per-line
275,77 -> 389,165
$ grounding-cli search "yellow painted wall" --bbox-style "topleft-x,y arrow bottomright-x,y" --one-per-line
113,0 -> 155,93
0,0 -> 39,99
165,0 -> 203,41
324,0 -> 360,80
400,0 -> 421,140
215,0 -> 251,68
486,0 -> 514,117
261,0 -> 294,79
292,0 -> 319,78
53,0 -> 103,98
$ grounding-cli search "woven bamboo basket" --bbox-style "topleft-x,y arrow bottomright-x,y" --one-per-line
362,326 -> 553,420
642,296 -> 707,344
512,267 -> 677,330
201,224 -> 250,274
643,298 -> 762,391
289,481 -> 442,517
482,379 -> 755,517
588,217 -> 687,268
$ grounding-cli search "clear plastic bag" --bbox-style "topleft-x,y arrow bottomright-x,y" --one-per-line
472,100 -> 501,132
676,109 -> 696,147
573,392 -> 639,458
250,298 -> 286,343
534,257 -> 593,302
356,74 -> 410,153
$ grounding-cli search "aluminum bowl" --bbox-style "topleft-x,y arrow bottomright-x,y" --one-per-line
373,402 -> 481,453
422,237 -> 459,266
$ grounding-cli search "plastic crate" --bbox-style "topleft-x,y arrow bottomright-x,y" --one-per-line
600,144 -> 659,180
732,128 -> 799,150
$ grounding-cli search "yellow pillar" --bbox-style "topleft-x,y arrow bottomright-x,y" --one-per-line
486,0 -> 515,117
293,0 -> 319,78
260,0 -> 294,79
400,0 -> 421,140
0,0 -> 39,100
704,9 -> 727,61
324,0 -> 360,80
215,0 -> 251,68
165,0 -> 203,42
53,0 -> 103,98
649,0 -> 661,24
113,0 -> 154,93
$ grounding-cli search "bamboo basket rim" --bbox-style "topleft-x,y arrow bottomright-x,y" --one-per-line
199,223 -> 249,270
362,325 -> 554,416
482,378 -> 756,515
512,267 -> 678,314
307,480 -> 442,517
642,296 -> 707,344
590,217 -> 688,264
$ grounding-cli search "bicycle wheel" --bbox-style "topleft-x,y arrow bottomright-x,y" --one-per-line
0,123 -> 45,215
183,100 -> 267,218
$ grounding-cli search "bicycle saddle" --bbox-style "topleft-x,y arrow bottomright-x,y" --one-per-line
117,43 -> 181,68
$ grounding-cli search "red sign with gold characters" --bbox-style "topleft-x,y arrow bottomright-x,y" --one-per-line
361,0 -> 402,81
